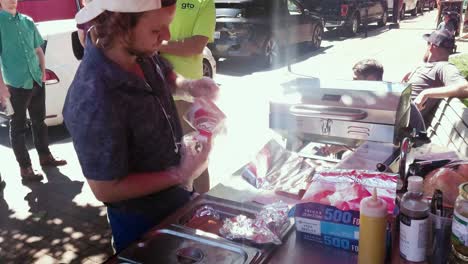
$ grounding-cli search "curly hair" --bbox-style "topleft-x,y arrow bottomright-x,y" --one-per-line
90,11 -> 145,50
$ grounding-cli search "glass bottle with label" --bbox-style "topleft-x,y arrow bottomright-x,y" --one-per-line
399,176 -> 429,263
452,182 -> 468,262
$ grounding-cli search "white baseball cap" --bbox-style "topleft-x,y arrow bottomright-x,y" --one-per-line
75,0 -> 174,24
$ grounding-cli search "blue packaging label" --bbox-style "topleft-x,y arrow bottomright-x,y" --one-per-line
295,203 -> 361,253
295,203 -> 360,226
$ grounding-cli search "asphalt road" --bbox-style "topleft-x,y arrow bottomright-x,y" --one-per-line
0,10 -> 442,212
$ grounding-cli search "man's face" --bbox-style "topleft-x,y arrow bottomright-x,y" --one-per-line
124,5 -> 176,57
423,42 -> 433,62
444,15 -> 450,23
0,0 -> 18,12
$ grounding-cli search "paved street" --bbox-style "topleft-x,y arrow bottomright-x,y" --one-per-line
0,10 -> 460,263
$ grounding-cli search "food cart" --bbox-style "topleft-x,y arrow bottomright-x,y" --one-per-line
103,75 -> 468,264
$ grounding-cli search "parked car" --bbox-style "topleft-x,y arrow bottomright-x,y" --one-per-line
400,0 -> 420,19
17,0 -> 79,22
36,19 -> 81,126
202,47 -> 217,79
208,0 -> 324,67
299,0 -> 388,36
421,0 -> 436,11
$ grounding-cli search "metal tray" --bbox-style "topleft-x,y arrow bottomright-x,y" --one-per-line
118,225 -> 262,264
169,195 -> 294,245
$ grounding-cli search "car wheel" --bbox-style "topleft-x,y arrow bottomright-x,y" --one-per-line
346,14 -> 360,36
378,10 -> 388,26
411,3 -> 418,16
263,37 -> 280,67
310,23 -> 323,49
202,59 -> 213,78
417,1 -> 423,13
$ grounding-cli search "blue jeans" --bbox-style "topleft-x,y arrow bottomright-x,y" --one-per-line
106,187 -> 192,253
107,207 -> 154,253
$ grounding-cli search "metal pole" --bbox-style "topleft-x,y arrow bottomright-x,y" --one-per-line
365,3 -> 369,38
393,0 -> 400,24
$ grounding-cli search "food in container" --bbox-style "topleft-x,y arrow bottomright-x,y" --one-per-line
186,201 -> 290,245
219,201 -> 289,245
185,205 -> 223,235
451,182 -> 468,261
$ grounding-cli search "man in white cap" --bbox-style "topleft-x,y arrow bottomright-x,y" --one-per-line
64,0 -> 219,252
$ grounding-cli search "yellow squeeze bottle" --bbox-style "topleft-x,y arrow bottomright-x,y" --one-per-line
358,188 -> 388,264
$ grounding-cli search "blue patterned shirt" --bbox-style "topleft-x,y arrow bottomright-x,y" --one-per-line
63,38 -> 190,214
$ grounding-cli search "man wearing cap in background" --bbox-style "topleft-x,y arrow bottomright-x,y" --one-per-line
437,11 -> 458,35
0,0 -> 66,182
63,0 -> 219,252
403,29 -> 468,125
159,0 -> 216,194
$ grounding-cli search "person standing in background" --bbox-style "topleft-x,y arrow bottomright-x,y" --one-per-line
160,0 -> 216,193
0,0 -> 66,182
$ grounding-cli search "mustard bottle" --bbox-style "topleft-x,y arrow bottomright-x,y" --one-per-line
358,188 -> 388,264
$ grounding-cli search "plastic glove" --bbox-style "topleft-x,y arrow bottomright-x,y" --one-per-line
188,77 -> 219,100
175,134 -> 212,186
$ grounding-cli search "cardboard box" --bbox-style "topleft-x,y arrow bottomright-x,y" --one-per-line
294,169 -> 398,253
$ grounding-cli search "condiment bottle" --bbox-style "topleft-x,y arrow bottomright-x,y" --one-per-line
451,182 -> 468,262
399,176 -> 429,263
358,188 -> 388,264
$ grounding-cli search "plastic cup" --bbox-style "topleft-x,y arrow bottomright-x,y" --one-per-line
427,212 -> 453,264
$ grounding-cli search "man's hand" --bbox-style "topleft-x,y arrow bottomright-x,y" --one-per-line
0,84 -> 10,106
414,91 -> 429,111
188,77 -> 219,99
42,70 -> 47,82
174,136 -> 212,183
401,72 -> 411,83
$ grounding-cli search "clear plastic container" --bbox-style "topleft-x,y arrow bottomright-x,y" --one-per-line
451,182 -> 468,262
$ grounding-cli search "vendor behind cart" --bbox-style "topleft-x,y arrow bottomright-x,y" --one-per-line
63,0 -> 219,252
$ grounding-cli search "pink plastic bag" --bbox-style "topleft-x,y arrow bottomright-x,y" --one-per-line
301,169 -> 398,213
184,98 -> 225,140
